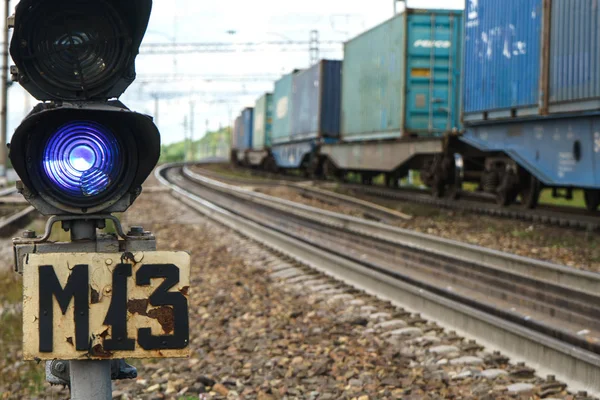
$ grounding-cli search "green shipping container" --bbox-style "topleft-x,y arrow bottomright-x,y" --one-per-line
252,93 -> 273,150
341,8 -> 463,141
272,70 -> 300,144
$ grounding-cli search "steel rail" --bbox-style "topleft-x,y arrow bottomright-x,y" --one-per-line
0,205 -> 37,236
182,165 -> 600,296
191,166 -> 412,222
157,163 -> 600,396
341,183 -> 600,231
0,186 -> 17,197
211,162 -> 600,232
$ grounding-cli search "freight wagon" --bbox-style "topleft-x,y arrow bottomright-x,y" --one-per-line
229,2 -> 600,212
458,0 -> 600,210
245,93 -> 273,168
231,108 -> 254,165
269,60 -> 342,175
320,8 -> 464,187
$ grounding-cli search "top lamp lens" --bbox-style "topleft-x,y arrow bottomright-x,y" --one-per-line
19,0 -> 131,100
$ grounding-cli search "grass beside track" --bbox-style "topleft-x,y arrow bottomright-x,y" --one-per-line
0,273 -> 46,396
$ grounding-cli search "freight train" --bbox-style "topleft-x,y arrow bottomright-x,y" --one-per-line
230,1 -> 600,212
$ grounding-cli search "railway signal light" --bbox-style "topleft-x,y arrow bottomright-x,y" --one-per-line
8,1 -> 191,397
8,0 -> 160,216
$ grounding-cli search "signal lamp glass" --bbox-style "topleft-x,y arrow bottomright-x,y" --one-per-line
25,1 -> 130,99
42,121 -> 123,198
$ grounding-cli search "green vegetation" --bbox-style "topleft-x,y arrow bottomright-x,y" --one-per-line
159,127 -> 231,164
538,188 -> 585,208
0,272 -> 47,395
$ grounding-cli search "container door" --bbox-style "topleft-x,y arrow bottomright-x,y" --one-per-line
405,12 -> 461,135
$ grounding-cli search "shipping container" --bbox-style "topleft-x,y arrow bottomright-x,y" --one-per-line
252,93 -> 273,150
464,0 -> 600,122
290,60 -> 342,140
463,0 -> 542,117
272,70 -> 301,144
233,115 -> 242,149
240,107 -> 254,150
548,0 -> 600,112
341,9 -> 463,141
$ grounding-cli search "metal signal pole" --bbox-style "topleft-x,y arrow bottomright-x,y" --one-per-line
0,0 -> 10,179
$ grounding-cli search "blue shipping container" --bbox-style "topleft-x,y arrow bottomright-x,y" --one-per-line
240,108 -> 254,150
272,71 -> 300,144
463,0 -> 543,115
549,0 -> 600,110
290,60 -> 342,140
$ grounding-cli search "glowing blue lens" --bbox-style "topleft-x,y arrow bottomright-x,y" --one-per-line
43,121 -> 122,198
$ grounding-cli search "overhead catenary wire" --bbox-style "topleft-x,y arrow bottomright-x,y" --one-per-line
139,40 -> 342,55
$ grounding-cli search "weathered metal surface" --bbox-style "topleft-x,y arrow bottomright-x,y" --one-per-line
272,71 -> 301,145
252,93 -> 273,151
463,0 -> 543,116
460,114 -> 600,187
22,251 -> 191,360
321,138 -> 443,171
549,0 -> 600,111
341,9 -> 463,141
290,60 -> 342,140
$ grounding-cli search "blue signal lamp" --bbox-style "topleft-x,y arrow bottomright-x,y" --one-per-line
9,102 -> 160,216
43,121 -> 121,198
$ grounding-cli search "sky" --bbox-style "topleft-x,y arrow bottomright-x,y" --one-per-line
6,0 -> 464,145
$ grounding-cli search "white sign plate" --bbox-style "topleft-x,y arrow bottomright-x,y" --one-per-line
22,251 -> 191,361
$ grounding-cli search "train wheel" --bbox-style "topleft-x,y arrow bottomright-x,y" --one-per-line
445,178 -> 462,200
431,177 -> 445,198
584,190 -> 600,211
263,156 -> 278,174
520,175 -> 541,209
322,159 -> 339,181
496,173 -> 518,206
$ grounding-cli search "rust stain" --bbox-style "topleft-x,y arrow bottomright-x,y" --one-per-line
127,299 -> 149,315
127,299 -> 174,334
90,344 -> 113,358
120,252 -> 136,264
148,307 -> 175,334
66,337 -> 73,346
179,286 -> 190,296
90,287 -> 100,304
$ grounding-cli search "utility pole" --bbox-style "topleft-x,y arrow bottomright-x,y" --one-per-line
153,94 -> 160,127
0,0 -> 10,179
309,29 -> 319,66
183,115 -> 189,161
205,119 -> 209,157
189,101 -> 195,161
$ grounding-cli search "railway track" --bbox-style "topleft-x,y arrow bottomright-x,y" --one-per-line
158,162 -> 600,396
0,187 -> 37,237
191,166 -> 412,223
197,163 -> 600,232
